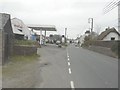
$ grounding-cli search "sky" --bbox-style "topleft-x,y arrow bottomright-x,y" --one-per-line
0,0 -> 118,38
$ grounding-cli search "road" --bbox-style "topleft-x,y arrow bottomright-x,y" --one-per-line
36,44 -> 118,88
67,45 -> 118,88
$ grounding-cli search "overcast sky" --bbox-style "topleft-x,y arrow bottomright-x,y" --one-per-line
0,0 -> 118,38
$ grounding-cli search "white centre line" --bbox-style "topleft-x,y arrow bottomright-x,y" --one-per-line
67,53 -> 69,56
70,81 -> 75,89
67,55 -> 69,58
68,58 -> 70,61
68,62 -> 71,66
69,68 -> 72,74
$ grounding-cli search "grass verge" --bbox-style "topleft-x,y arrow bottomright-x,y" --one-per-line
3,54 -> 40,75
2,54 -> 41,88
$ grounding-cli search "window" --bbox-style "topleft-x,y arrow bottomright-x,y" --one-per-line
18,29 -> 22,32
111,37 -> 115,40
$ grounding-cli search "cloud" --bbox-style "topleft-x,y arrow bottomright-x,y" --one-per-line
0,0 -> 117,38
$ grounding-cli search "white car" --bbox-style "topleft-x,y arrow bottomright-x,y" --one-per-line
56,40 -> 61,45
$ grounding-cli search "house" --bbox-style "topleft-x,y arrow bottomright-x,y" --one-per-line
11,18 -> 31,40
97,27 -> 120,41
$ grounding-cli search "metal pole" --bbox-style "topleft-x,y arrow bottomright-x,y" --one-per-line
65,28 -> 67,43
118,2 -> 120,33
44,30 -> 46,45
118,3 -> 120,40
40,29 -> 42,45
91,18 -> 93,33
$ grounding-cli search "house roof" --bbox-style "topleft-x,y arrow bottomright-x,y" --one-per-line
27,24 -> 57,31
97,27 -> 120,40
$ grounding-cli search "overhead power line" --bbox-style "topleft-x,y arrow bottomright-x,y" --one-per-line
103,0 -> 120,14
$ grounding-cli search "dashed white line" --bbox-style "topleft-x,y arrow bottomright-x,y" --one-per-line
68,62 -> 71,66
70,81 -> 75,89
68,58 -> 70,61
67,52 -> 75,89
69,68 -> 72,74
67,53 -> 69,56
67,55 -> 69,58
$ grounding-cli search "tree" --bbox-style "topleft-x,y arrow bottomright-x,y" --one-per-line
82,35 -> 93,47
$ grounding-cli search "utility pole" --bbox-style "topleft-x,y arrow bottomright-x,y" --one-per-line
118,2 -> 120,33
88,18 -> 93,33
65,28 -> 67,43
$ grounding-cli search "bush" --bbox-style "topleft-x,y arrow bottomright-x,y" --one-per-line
14,39 -> 37,46
81,35 -> 93,47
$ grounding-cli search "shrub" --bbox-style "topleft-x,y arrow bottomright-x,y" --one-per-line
14,39 -> 37,46
81,35 -> 93,47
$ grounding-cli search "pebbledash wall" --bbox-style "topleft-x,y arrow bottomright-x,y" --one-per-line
0,13 -> 14,64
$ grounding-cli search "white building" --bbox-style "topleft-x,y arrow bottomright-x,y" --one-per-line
98,27 -> 120,41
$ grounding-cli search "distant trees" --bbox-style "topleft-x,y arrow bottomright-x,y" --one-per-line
82,35 -> 92,47
81,32 -> 98,47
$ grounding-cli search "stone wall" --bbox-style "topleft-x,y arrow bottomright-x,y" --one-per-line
13,45 -> 37,56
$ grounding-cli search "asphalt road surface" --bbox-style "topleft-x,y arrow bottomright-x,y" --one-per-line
37,44 -> 118,88
67,45 -> 118,88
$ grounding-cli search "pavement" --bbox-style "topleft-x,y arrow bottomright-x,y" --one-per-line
36,44 -> 118,88
36,44 -> 70,88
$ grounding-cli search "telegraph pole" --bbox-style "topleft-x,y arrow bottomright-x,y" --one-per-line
65,28 -> 67,43
118,2 -> 120,33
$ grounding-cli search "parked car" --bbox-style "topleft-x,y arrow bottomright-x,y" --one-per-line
56,40 -> 61,45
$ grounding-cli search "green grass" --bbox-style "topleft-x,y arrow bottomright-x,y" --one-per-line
3,54 -> 40,76
14,39 -> 37,46
11,54 -> 40,62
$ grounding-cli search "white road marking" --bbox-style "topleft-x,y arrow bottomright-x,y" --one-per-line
68,62 -> 70,66
69,68 -> 72,74
67,52 -> 69,56
68,58 -> 70,61
70,81 -> 75,89
68,55 -> 69,58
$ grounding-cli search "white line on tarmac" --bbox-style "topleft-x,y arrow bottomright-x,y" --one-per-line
70,81 -> 75,89
68,62 -> 71,66
69,68 -> 72,74
67,55 -> 69,58
68,58 -> 70,61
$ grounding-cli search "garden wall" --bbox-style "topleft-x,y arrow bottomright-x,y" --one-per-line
91,40 -> 119,48
13,45 -> 37,56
